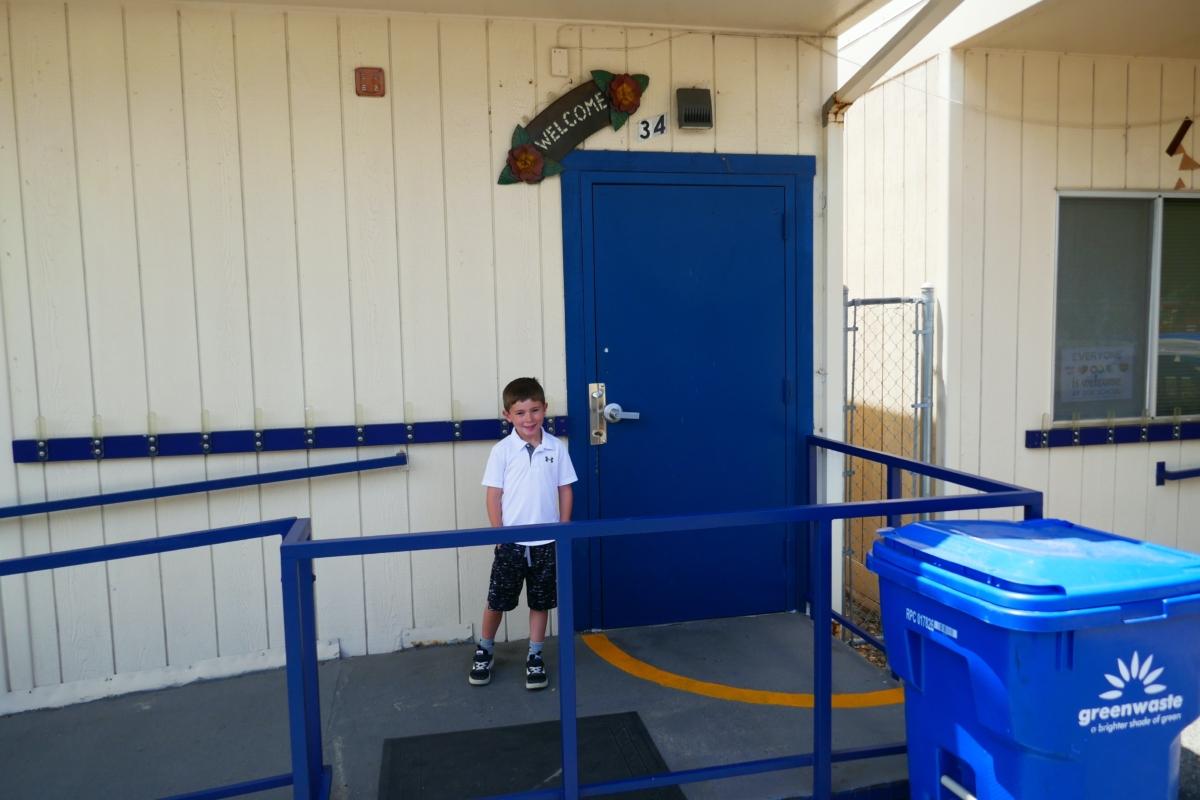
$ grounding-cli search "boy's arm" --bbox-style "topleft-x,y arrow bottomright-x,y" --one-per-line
486,487 -> 504,528
558,484 -> 573,523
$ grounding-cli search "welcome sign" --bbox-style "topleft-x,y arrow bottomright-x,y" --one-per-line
499,70 -> 650,185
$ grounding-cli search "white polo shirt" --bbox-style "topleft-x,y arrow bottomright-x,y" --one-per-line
482,429 -> 577,546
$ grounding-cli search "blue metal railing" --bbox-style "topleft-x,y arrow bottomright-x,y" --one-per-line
0,518 -> 315,799
279,435 -> 1043,800
0,453 -> 407,520
0,455 -> 408,799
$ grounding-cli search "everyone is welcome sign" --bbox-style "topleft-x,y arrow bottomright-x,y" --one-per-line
499,70 -> 650,185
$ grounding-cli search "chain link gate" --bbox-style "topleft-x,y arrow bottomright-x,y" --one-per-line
842,285 -> 934,626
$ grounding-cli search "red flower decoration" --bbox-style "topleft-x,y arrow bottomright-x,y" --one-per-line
506,143 -> 545,184
608,74 -> 643,114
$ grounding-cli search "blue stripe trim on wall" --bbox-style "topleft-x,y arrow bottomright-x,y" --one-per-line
1024,419 -> 1197,448
13,417 -> 569,462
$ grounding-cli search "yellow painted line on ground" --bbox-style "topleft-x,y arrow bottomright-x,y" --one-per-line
582,633 -> 904,709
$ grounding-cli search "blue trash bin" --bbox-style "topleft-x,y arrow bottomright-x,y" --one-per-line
867,518 -> 1200,800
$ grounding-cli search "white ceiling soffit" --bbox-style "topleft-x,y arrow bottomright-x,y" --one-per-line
960,0 -> 1200,60
181,0 -> 890,35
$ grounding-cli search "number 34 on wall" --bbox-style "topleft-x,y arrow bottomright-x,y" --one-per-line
636,113 -> 668,141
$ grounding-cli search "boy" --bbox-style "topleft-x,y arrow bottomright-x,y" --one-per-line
469,377 -> 577,689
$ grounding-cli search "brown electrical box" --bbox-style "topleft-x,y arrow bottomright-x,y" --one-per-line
355,67 -> 385,97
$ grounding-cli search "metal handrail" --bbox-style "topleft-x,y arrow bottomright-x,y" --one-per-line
1156,460 -> 1200,486
0,454 -> 407,521
279,436 -> 1043,800
0,518 -> 312,800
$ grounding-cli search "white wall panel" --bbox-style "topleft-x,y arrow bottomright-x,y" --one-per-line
339,14 -> 412,656
180,6 -> 268,659
756,38 -> 797,155
849,48 -> 1200,547
233,8 -> 308,651
1012,53 -> 1056,507
390,16 -> 459,632
0,4 -> 38,692
977,51 -> 1021,506
0,3 -> 830,698
11,3 -> 112,683
956,51 -> 986,509
124,6 -> 217,669
902,65 -> 927,292
440,17 -> 499,637
286,11 -> 366,657
714,35 -> 756,154
69,4 -> 165,673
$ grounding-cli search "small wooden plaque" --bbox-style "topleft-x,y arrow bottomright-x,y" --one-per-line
355,67 -> 385,97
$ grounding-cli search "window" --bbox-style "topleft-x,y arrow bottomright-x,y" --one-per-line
1054,195 -> 1200,422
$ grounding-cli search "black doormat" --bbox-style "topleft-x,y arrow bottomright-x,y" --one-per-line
378,711 -> 686,799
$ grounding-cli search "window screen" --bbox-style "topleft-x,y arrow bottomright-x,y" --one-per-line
1156,199 -> 1200,416
1053,198 -> 1153,421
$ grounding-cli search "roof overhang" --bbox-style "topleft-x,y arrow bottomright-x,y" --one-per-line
171,0 -> 891,36
960,0 -> 1200,60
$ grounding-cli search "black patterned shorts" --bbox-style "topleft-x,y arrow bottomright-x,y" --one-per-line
486,543 -> 557,612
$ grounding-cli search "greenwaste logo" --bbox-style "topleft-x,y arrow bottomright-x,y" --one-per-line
1100,652 -> 1165,700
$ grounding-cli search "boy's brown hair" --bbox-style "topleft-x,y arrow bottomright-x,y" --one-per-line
502,377 -> 546,411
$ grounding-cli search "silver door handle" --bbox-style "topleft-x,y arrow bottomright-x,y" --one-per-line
602,403 -> 641,423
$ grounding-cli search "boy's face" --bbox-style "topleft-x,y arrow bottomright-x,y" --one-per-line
503,398 -> 546,444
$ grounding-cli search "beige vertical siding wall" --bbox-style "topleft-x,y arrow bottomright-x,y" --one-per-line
0,1 -> 832,701
845,49 -> 1200,558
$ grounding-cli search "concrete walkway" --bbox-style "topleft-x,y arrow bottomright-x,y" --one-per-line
0,613 -> 905,799
3,610 -> 1198,799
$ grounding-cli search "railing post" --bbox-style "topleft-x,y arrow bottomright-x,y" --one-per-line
918,284 -> 935,503
807,438 -> 820,616
885,466 -> 902,528
1023,494 -> 1044,521
557,534 -> 579,800
283,551 -> 324,799
813,518 -> 833,800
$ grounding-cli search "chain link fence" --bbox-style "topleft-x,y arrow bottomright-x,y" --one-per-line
843,286 -> 933,625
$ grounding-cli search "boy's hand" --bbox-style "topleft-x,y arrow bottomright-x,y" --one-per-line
486,487 -> 503,528
558,484 -> 573,522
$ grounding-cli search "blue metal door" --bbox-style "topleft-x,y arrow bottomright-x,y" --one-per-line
562,153 -> 814,630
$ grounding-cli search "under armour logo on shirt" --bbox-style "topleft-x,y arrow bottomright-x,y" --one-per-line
545,456 -> 554,463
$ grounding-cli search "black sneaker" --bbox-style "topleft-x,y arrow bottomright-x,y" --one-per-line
468,646 -> 493,686
525,651 -> 548,690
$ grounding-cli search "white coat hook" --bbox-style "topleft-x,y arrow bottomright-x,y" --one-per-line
304,406 -> 315,430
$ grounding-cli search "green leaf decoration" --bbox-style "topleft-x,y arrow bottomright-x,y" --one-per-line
591,69 -> 614,91
633,74 -> 650,91
498,165 -> 519,185
542,159 -> 564,178
511,125 -> 531,147
609,109 -> 630,132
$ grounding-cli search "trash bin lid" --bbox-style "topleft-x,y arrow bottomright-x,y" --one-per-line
873,518 -> 1200,613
